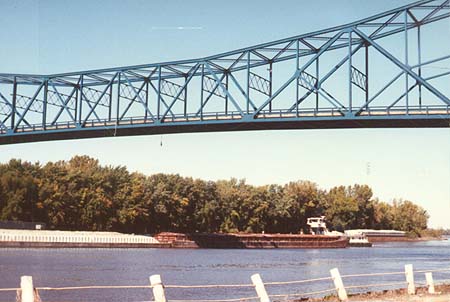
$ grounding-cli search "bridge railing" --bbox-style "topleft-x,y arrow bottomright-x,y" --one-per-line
2,104 -> 449,136
4,264 -> 450,302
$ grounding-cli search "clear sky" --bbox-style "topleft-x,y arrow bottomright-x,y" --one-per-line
0,0 -> 449,228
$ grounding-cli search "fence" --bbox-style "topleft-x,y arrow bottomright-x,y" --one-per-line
3,264 -> 450,302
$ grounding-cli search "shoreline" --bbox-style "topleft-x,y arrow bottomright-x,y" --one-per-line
302,284 -> 450,302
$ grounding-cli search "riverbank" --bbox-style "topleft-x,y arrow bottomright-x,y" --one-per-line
303,284 -> 450,302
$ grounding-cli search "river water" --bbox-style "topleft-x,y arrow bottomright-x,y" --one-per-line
1,240 -> 449,302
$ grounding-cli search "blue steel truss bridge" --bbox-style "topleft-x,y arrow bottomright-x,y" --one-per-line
0,0 -> 449,145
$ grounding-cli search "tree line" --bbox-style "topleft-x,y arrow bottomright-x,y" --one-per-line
0,156 -> 430,236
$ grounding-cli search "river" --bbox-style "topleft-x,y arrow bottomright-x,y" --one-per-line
1,239 -> 450,302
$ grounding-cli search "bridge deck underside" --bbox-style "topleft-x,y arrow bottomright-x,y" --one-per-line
1,110 -> 448,145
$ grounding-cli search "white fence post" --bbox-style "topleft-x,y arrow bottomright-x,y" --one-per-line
20,276 -> 34,302
425,272 -> 435,294
330,268 -> 348,301
150,275 -> 166,302
405,264 -> 415,295
251,273 -> 270,302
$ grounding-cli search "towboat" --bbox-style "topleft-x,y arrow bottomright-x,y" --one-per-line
348,234 -> 372,247
155,216 -> 349,249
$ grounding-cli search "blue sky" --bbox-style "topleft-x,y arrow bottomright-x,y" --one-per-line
1,0 -> 449,228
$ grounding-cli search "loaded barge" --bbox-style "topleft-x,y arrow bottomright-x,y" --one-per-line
345,229 -> 407,243
155,217 -> 349,248
0,217 -> 353,249
154,232 -> 348,248
0,229 -> 168,248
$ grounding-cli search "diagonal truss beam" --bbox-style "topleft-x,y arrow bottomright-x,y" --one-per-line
122,73 -> 156,121
353,28 -> 450,105
148,81 -> 176,118
195,72 -> 227,117
204,62 -> 244,116
287,14 -> 400,113
0,92 -> 14,128
354,54 -> 450,115
253,30 -> 346,117
81,73 -> 118,126
160,63 -> 200,121
228,73 -> 258,110
13,82 -> 44,131
119,80 -> 148,120
50,83 -> 77,125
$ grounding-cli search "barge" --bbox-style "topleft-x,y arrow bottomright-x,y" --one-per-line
155,217 -> 348,249
0,229 -> 167,248
0,217 -> 352,249
154,232 -> 349,248
345,229 -> 407,243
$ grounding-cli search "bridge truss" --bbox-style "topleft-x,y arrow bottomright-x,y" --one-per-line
0,0 -> 449,144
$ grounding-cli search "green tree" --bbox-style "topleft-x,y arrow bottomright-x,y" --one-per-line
0,156 -> 430,236
0,160 -> 40,222
391,199 -> 428,236
373,200 -> 393,229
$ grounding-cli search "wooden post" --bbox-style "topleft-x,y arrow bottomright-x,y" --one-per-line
330,268 -> 348,301
150,275 -> 166,302
20,276 -> 34,302
405,264 -> 415,295
251,273 -> 270,302
425,272 -> 435,294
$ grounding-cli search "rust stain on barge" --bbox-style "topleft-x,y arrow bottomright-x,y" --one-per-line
154,232 -> 349,249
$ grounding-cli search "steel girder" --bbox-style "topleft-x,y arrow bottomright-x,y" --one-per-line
0,0 -> 449,144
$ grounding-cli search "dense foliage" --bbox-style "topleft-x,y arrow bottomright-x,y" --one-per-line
0,156 -> 430,236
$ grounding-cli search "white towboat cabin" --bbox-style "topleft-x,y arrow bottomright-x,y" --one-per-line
307,216 -> 329,235
348,234 -> 372,247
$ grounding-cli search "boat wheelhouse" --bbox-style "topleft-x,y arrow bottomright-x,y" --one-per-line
306,216 -> 329,235
348,234 -> 372,247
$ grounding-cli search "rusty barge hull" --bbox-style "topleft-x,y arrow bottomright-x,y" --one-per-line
155,232 -> 349,249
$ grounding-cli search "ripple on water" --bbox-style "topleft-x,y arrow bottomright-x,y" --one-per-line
0,240 -> 449,302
